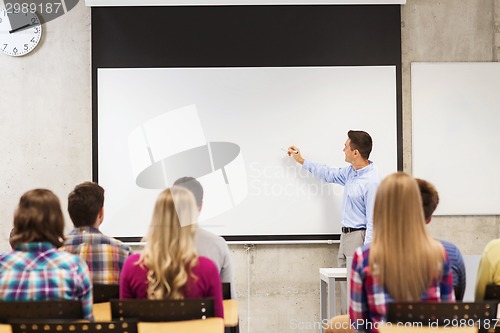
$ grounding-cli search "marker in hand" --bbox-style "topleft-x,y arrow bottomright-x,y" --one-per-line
285,146 -> 304,164
282,147 -> 298,155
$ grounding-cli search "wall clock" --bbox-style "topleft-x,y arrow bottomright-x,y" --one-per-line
0,8 -> 42,56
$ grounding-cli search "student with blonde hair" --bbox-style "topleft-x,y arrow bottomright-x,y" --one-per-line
119,186 -> 223,318
475,239 -> 500,300
349,172 -> 454,332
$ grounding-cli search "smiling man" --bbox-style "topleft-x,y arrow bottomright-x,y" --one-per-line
288,130 -> 380,314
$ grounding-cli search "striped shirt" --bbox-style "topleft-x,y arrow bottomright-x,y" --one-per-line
62,227 -> 132,284
0,242 -> 93,320
349,245 -> 455,333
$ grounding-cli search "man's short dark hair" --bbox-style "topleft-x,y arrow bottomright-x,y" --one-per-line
416,178 -> 440,221
173,177 -> 203,208
11,189 -> 65,248
348,130 -> 373,160
68,182 -> 104,227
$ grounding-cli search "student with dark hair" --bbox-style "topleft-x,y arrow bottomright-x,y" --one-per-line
174,176 -> 236,298
1,189 -> 93,319
288,130 -> 380,313
8,228 -> 15,249
63,181 -> 132,284
416,178 -> 466,300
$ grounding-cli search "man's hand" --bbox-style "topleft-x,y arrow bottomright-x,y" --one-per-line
287,146 -> 305,165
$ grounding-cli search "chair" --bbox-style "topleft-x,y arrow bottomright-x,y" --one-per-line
93,284 -> 120,303
222,283 -> 239,333
484,284 -> 500,300
0,300 -> 83,324
110,298 -> 215,322
454,285 -> 465,301
387,301 -> 497,326
478,326 -> 500,333
10,320 -> 138,333
93,302 -> 112,322
223,299 -> 239,333
222,283 -> 231,300
138,318 -> 224,333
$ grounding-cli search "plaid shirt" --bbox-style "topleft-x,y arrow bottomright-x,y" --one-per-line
0,242 -> 93,320
62,227 -> 132,284
350,245 -> 455,333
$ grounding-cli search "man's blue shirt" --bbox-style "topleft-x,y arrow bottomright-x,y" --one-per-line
302,160 -> 380,244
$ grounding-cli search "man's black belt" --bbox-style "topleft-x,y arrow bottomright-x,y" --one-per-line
341,227 -> 366,234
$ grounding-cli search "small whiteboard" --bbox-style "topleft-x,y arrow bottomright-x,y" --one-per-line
412,62 -> 500,215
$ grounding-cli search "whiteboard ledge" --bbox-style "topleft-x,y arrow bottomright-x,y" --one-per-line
86,0 -> 405,6
116,234 -> 341,245
228,240 -> 341,245
122,240 -> 340,246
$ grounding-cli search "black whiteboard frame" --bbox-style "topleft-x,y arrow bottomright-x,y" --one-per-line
91,5 -> 403,242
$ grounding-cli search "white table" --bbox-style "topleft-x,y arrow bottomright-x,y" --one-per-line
320,267 -> 348,323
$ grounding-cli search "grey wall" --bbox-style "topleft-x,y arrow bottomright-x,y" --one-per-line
0,1 -> 499,332
0,4 -> 91,245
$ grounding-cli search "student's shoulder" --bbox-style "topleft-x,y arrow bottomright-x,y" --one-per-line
0,250 -> 14,259
107,235 -> 132,251
119,253 -> 139,269
91,232 -> 132,252
62,232 -> 81,246
353,245 -> 371,263
197,228 -> 227,247
197,256 -> 220,274
484,238 -> 500,252
54,249 -> 90,270
438,239 -> 462,254
197,228 -> 220,240
124,252 -> 141,263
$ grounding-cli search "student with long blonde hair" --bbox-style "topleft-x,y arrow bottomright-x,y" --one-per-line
349,172 -> 454,332
119,187 -> 224,318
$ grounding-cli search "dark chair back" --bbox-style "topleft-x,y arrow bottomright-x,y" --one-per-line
0,300 -> 83,324
484,284 -> 500,300
10,320 -> 138,333
222,283 -> 231,300
454,285 -> 465,301
110,298 -> 215,322
387,301 -> 497,326
93,284 -> 120,303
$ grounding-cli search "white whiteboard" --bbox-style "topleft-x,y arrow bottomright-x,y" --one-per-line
97,66 -> 398,239
412,62 -> 500,215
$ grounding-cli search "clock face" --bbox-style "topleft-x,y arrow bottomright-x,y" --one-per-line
0,9 -> 42,57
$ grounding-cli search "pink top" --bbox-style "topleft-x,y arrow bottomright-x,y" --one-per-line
119,253 -> 224,318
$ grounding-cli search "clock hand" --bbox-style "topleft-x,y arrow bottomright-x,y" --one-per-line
9,23 -> 34,34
